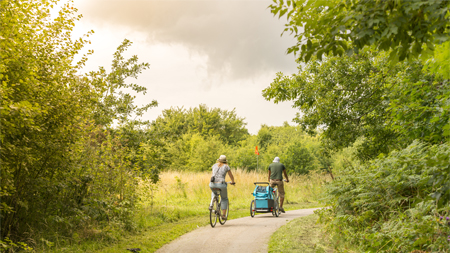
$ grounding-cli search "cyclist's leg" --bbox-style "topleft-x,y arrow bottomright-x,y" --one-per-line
209,182 -> 219,209
277,181 -> 286,212
217,184 -> 228,217
269,179 -> 277,189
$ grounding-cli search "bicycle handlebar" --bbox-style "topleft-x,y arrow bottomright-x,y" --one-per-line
263,179 -> 289,183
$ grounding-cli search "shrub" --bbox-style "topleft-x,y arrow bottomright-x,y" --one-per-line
317,141 -> 450,252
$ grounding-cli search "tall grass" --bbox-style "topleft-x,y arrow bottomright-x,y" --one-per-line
135,169 -> 329,228
41,169 -> 329,252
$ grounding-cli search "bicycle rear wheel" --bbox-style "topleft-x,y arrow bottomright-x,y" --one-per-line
210,197 -> 218,227
219,200 -> 229,225
272,191 -> 280,217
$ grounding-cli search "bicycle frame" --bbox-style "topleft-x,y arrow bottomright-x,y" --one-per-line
209,182 -> 233,227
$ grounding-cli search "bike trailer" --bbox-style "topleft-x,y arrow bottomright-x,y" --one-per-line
252,182 -> 274,212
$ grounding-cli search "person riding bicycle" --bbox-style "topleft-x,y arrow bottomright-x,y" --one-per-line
209,155 -> 235,219
268,156 -> 289,213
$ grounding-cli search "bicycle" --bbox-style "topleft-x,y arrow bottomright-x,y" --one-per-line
209,181 -> 235,228
271,185 -> 280,217
269,179 -> 288,217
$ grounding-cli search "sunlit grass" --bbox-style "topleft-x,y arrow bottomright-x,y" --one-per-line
135,169 -> 329,226
269,214 -> 334,253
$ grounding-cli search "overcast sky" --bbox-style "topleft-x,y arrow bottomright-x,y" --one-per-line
71,0 -> 300,134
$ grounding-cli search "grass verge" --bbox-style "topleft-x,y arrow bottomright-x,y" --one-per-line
268,214 -> 333,253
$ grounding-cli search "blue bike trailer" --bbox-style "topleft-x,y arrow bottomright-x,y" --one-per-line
251,182 -> 274,213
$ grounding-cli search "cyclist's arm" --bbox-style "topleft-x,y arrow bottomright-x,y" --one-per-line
227,170 -> 235,184
283,169 -> 289,182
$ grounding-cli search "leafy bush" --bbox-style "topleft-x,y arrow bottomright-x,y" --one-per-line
0,1 -> 152,249
166,133 -> 228,171
317,141 -> 450,252
256,124 -> 321,174
227,135 -> 259,170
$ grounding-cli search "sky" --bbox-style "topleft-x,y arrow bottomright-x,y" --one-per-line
71,0 -> 300,135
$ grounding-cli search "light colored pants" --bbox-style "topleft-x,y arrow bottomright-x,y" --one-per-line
209,182 -> 228,209
270,180 -> 285,198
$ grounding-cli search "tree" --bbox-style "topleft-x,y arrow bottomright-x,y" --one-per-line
0,0 -> 156,246
255,124 -> 321,173
263,51 -> 448,160
166,133 -> 227,171
1,0 -> 95,240
228,135 -> 259,170
151,104 -> 249,145
270,0 -> 450,63
282,141 -> 315,174
86,39 -> 158,127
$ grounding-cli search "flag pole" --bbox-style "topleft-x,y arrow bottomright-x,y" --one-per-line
255,146 -> 259,171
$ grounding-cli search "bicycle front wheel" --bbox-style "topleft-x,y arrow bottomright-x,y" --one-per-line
210,197 -> 218,227
219,200 -> 229,225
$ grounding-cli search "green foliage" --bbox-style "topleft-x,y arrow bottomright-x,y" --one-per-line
424,41 -> 450,79
282,140 -> 315,174
0,237 -> 32,252
317,141 -> 450,252
254,124 -> 321,174
146,104 -> 250,172
111,121 -> 166,183
166,133 -> 227,171
270,0 -> 450,63
266,1 -> 450,252
86,39 -> 157,126
263,51 -> 449,160
387,65 -> 450,143
151,104 -> 249,146
0,0 -> 155,249
228,135 -> 259,170
1,0 -> 95,241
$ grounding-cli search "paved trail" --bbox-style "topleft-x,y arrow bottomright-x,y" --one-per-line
156,208 -> 320,253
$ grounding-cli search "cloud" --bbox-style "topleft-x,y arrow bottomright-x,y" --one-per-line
76,0 -> 298,83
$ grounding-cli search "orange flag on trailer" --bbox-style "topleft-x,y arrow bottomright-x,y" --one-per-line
255,146 -> 259,155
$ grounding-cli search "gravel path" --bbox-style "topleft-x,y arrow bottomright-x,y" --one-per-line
156,208 -> 320,253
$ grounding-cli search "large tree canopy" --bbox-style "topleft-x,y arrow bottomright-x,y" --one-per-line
263,51 -> 449,160
270,0 -> 450,62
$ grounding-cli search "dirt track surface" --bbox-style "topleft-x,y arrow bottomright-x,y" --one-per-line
156,207 -> 320,253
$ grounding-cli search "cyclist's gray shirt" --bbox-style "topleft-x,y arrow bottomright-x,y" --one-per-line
212,163 -> 230,182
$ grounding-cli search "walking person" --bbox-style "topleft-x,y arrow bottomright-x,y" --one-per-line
268,157 -> 289,213
209,155 -> 235,219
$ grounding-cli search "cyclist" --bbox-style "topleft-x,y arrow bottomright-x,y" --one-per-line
209,155 -> 235,219
268,157 -> 289,213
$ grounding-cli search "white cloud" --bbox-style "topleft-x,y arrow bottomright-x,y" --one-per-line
75,0 -> 298,83
71,0 -> 300,134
